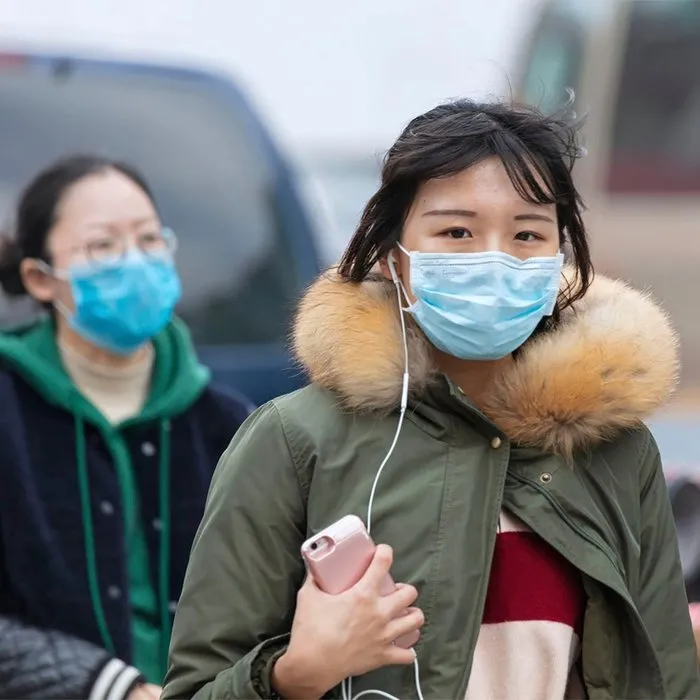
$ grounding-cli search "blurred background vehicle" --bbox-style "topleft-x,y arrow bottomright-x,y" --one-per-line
0,51 -> 323,406
516,0 -> 700,402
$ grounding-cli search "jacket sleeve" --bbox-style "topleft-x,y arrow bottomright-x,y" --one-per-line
636,431 -> 700,698
0,614 -> 144,700
162,402 -> 308,700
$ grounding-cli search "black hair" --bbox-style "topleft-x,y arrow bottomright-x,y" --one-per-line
0,154 -> 156,297
338,98 -> 593,334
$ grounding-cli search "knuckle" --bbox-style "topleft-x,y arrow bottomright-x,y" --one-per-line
353,587 -> 374,606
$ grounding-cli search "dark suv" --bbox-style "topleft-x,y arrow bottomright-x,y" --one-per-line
0,50 -> 323,406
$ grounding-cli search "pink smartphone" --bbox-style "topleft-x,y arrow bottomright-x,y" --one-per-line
301,514 -> 420,649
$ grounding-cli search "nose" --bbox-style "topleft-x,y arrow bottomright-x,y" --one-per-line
474,230 -> 506,253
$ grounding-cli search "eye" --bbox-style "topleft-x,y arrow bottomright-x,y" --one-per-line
85,236 -> 120,253
441,228 -> 472,240
515,231 -> 543,242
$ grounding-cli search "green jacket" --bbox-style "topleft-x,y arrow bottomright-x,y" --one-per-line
163,270 -> 700,700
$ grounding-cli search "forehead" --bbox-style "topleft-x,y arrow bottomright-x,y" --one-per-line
411,157 -> 555,213
55,169 -> 157,227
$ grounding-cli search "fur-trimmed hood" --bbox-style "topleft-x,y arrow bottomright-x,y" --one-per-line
292,269 -> 680,457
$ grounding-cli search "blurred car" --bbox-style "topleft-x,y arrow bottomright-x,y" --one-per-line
516,0 -> 700,396
0,49 -> 323,406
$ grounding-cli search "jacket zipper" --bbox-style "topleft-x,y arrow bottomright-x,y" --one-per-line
509,471 -> 666,696
509,471 -> 624,576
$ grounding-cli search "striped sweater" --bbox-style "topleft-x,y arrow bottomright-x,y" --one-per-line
465,510 -> 587,700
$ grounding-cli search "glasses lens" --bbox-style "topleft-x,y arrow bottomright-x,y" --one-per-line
139,227 -> 177,259
85,235 -> 126,266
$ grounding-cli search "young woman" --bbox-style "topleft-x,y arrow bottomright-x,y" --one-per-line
0,155 -> 251,700
163,100 -> 699,700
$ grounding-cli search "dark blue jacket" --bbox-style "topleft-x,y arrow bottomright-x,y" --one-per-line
0,319 -> 251,699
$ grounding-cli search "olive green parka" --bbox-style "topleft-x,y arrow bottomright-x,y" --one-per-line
163,270 -> 700,700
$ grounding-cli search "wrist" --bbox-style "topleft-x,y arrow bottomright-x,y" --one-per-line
271,648 -> 329,700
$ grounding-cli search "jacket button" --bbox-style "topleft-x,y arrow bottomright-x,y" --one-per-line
100,501 -> 114,516
107,585 -> 122,600
490,437 -> 502,449
152,518 -> 163,532
169,600 -> 178,614
141,442 -> 156,457
540,472 -> 553,484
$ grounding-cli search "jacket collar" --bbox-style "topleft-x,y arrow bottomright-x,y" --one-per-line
292,268 -> 679,457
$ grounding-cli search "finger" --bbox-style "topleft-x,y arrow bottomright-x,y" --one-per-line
385,606 -> 424,641
360,544 -> 394,589
383,583 -> 419,615
382,644 -> 418,666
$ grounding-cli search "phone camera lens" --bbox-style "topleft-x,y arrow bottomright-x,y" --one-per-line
310,541 -> 318,550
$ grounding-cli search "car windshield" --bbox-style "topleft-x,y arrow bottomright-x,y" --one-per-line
0,64 -> 300,345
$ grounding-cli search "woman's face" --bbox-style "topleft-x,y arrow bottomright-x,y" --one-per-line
383,156 -> 560,299
22,169 -> 162,311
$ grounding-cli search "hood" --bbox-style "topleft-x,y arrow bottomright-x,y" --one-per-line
293,269 -> 679,457
0,317 -> 210,426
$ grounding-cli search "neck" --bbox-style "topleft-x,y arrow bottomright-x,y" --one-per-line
434,349 -> 514,410
56,316 -> 151,369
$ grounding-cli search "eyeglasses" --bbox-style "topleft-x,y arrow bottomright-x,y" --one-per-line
81,226 -> 178,267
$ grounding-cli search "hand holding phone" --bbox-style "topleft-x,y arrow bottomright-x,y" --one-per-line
301,514 -> 421,649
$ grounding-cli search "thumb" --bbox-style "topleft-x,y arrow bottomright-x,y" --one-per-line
360,544 -> 394,590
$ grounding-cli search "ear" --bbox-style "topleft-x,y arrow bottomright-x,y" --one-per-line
379,248 -> 403,284
20,259 -> 56,303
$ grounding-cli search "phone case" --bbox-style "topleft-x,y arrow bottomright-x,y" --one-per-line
301,514 -> 420,648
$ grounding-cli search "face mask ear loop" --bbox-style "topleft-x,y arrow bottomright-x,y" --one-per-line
33,259 -> 70,281
388,247 -> 413,311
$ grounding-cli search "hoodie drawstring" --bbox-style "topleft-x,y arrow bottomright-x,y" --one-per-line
158,418 -> 172,674
75,415 -> 116,654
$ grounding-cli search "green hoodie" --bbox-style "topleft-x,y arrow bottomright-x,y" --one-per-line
0,317 -> 211,683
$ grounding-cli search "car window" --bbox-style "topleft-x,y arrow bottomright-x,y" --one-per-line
608,1 -> 700,193
0,66 -> 304,344
519,0 -> 587,114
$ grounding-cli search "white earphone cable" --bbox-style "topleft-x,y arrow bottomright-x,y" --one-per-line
343,252 -> 424,700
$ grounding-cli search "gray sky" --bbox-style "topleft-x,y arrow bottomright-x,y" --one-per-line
0,0 -> 540,154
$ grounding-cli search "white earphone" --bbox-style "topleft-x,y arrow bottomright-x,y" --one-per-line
342,251 -> 425,700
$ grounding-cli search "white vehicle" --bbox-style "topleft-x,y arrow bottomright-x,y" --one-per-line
516,0 -> 700,401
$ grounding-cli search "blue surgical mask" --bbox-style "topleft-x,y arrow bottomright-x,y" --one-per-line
53,252 -> 182,355
390,245 -> 563,361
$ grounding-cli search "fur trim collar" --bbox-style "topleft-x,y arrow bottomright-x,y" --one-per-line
292,269 -> 679,456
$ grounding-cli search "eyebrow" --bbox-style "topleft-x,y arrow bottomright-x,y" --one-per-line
422,209 -> 477,218
514,213 -> 555,223
86,217 -> 159,229
422,209 -> 554,223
